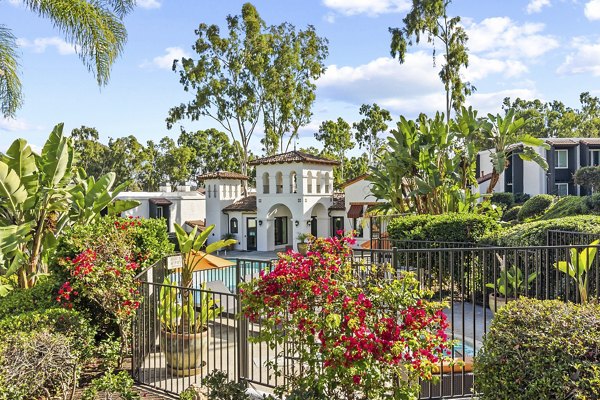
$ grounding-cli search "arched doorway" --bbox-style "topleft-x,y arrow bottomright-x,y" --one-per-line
266,203 -> 293,250
310,202 -> 328,238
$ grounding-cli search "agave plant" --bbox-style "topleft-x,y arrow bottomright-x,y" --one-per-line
0,123 -> 138,291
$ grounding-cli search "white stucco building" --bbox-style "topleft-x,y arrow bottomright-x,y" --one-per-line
116,185 -> 206,233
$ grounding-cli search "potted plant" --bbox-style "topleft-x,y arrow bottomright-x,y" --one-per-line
296,232 -> 311,256
158,224 -> 235,376
486,254 -> 537,313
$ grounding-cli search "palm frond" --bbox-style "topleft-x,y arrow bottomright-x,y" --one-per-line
23,0 -> 128,86
97,0 -> 135,18
0,25 -> 23,118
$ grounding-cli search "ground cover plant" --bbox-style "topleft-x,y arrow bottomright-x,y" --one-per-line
474,299 -> 600,399
241,234 -> 451,400
517,194 -> 555,221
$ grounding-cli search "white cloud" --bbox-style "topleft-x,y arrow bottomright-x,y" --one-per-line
466,55 -> 529,81
0,118 -> 31,132
466,89 -> 539,115
465,17 -> 559,59
558,36 -> 600,75
137,0 -> 161,9
527,0 -> 551,14
17,37 -> 77,55
322,0 -> 409,16
323,13 -> 337,24
7,0 -> 20,6
585,0 -> 600,20
140,47 -> 189,70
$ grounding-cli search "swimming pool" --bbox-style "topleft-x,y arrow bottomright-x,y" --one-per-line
192,260 -> 270,292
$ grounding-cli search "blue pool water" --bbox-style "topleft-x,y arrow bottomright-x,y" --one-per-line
192,261 -> 269,292
448,340 -> 476,357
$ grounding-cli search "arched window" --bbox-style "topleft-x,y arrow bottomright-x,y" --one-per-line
234,184 -> 238,198
316,172 -> 322,194
207,185 -> 211,198
230,218 -> 238,234
213,184 -> 217,198
276,172 -> 283,194
325,172 -> 331,194
262,172 -> 270,194
307,172 -> 313,193
228,185 -> 233,198
289,171 -> 297,193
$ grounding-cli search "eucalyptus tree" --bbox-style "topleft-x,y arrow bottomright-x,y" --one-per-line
178,128 -> 242,178
0,0 -> 134,117
481,109 -> 548,194
261,22 -> 328,155
353,103 -> 392,166
389,0 -> 473,123
315,118 -> 354,181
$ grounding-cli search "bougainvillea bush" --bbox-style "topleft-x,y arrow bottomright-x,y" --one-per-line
241,234 -> 451,400
54,216 -> 172,363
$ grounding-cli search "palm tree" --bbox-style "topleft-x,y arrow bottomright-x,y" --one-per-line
0,0 -> 135,117
482,108 -> 549,194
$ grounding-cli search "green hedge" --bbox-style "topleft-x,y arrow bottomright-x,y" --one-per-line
490,192 -> 514,209
388,213 -> 501,243
501,206 -> 521,222
0,277 -> 58,320
540,196 -> 589,220
482,215 -> 600,246
517,194 -> 555,221
474,299 -> 600,399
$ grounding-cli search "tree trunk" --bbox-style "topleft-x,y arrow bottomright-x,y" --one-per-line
486,171 -> 500,194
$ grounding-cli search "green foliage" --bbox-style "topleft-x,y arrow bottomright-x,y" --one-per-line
586,193 -> 600,213
315,118 -> 355,181
388,213 -> 501,243
0,276 -> 58,319
574,166 -> 600,192
474,299 -> 600,399
0,0 -> 133,117
517,194 -> 555,221
82,370 -> 140,400
501,205 -> 521,222
389,0 -> 473,121
371,108 -> 481,214
486,255 -> 537,298
541,196 -> 588,220
180,370 -> 267,400
513,192 -> 530,204
0,125 -> 135,291
554,240 -> 599,304
482,215 -> 600,247
353,103 -> 391,166
490,192 -> 514,209
0,331 -> 79,400
0,308 -> 95,360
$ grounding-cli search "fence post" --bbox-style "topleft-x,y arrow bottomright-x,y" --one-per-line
236,259 -> 249,383
392,247 -> 398,271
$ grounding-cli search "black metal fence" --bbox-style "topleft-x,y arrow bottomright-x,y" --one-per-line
132,232 -> 600,399
547,229 -> 600,246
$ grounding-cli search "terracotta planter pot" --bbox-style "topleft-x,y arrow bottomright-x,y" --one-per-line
161,328 -> 209,377
488,293 -> 515,314
297,243 -> 308,256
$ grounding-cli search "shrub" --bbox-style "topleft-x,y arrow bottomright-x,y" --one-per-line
517,194 -> 555,221
179,371 -> 268,400
0,331 -> 79,400
540,196 -> 589,220
574,166 -> 600,192
501,206 -> 521,222
490,192 -> 514,209
513,192 -> 530,204
474,299 -> 600,399
585,193 -> 600,213
388,213 -> 501,243
0,308 -> 96,359
82,370 -> 140,400
0,276 -> 59,319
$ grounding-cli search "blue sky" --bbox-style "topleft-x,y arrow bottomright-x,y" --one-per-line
2,0 -> 600,154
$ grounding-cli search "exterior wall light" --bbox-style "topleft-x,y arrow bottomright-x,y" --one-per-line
295,220 -> 300,227
258,220 -> 263,226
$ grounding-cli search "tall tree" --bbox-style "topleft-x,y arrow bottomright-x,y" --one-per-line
0,0 -> 134,117
389,0 -> 473,123
167,3 -> 267,194
481,109 -> 549,194
70,126 -> 109,179
353,104 -> 392,166
156,137 -> 195,187
315,118 -> 354,181
261,22 -> 328,155
178,128 -> 242,179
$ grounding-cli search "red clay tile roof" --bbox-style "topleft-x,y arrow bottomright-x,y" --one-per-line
545,138 -> 577,146
249,150 -> 340,166
185,220 -> 206,230
580,138 -> 600,145
329,192 -> 345,210
149,198 -> 173,206
197,171 -> 249,181
222,195 -> 257,212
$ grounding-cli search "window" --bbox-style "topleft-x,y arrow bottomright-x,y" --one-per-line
555,183 -> 569,196
230,218 -> 238,234
263,173 -> 270,194
307,172 -> 313,193
331,217 -> 344,237
590,149 -> 600,166
353,218 -> 364,238
276,172 -> 283,194
316,172 -> 322,193
156,206 -> 163,219
555,149 -> 568,168
325,173 -> 331,194
289,171 -> 297,193
274,217 -> 288,245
